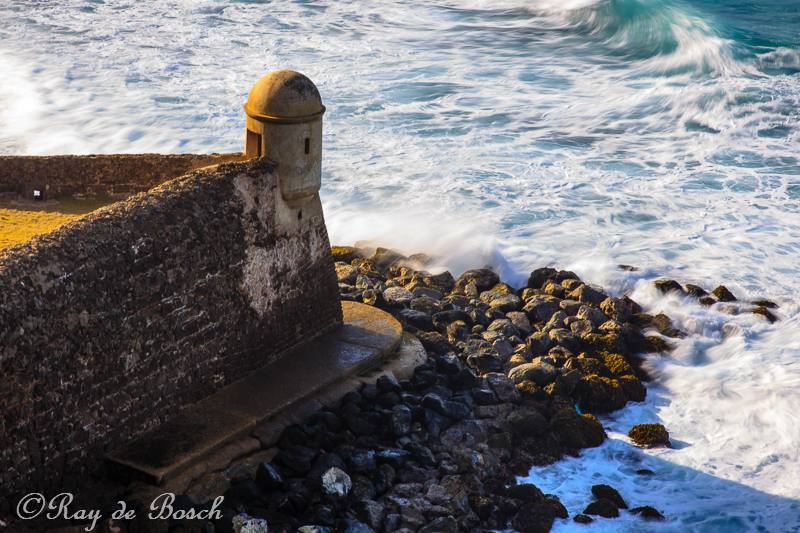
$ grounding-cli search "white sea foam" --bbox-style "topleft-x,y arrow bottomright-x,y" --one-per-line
2,0 -> 800,527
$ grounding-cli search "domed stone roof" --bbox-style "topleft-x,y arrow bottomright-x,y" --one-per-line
244,70 -> 325,123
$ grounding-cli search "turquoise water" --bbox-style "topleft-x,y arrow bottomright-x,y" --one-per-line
2,0 -> 800,530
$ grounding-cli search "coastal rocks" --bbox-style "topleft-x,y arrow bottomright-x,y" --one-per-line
591,485 -> 627,509
628,423 -> 671,448
712,285 -> 737,302
549,409 -> 605,451
576,375 -> 626,413
654,280 -> 684,295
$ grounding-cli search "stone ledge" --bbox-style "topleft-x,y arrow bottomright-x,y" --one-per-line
105,302 -> 402,486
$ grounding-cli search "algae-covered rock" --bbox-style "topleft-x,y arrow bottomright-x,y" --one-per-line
751,306 -> 778,323
628,423 -> 670,448
644,335 -> 672,353
617,375 -> 647,402
550,408 -> 605,450
651,312 -> 686,338
590,485 -> 627,509
516,380 -> 548,400
698,296 -> 716,307
630,506 -> 665,521
583,498 -> 619,518
602,352 -> 634,377
371,247 -> 407,269
332,245 -> 364,264
600,297 -> 631,322
581,333 -> 626,355
685,284 -> 708,297
751,299 -> 778,309
576,375 -> 626,413
712,285 -> 737,302
507,311 -> 533,336
654,279 -> 684,295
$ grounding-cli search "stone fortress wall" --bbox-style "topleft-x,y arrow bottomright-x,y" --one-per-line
0,71 -> 343,510
0,152 -> 246,200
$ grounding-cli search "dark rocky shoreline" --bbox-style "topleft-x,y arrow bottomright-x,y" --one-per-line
186,245 -> 676,533
26,244 -> 781,533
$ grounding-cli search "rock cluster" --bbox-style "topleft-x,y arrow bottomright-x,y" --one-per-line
654,279 -> 779,323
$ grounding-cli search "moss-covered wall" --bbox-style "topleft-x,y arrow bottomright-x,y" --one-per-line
0,158 -> 342,509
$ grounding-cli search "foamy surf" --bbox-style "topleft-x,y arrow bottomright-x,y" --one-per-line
2,0 -> 800,528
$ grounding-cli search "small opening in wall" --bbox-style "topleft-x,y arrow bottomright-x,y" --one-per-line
298,210 -> 303,220
33,190 -> 42,201
305,138 -> 310,155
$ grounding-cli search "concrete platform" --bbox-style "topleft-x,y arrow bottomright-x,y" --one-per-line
106,302 -> 403,486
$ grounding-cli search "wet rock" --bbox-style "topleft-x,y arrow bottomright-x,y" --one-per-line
414,287 -> 444,301
505,483 -> 544,503
503,408 -> 548,437
617,375 -> 647,402
698,296 -> 716,307
303,505 -> 336,527
684,284 -> 708,297
348,451 -> 377,474
415,331 -> 452,354
582,333 -> 627,354
751,299 -> 778,309
630,506 -> 665,521
628,423 -> 670,448
576,375 -> 626,413
600,297 -> 631,322
591,485 -> 626,509
602,352 -> 633,377
511,501 -> 557,533
307,453 -> 349,486
573,514 -> 593,524
527,267 -> 558,290
584,498 -> 618,518
712,285 -> 737,302
376,448 -> 411,471
550,408 -> 605,450
322,467 -> 351,497
508,361 -> 558,386
752,306 -> 778,323
544,310 -> 567,330
651,313 -> 685,338
567,285 -> 606,305
654,280 -> 684,295
340,519 -> 376,533
454,269 -> 500,295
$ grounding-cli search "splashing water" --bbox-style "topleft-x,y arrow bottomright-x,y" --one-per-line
2,0 -> 800,530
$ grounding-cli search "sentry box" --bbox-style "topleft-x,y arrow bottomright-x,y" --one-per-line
244,70 -> 326,208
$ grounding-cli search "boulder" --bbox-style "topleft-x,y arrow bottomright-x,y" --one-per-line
576,375 -> 626,413
384,287 -> 415,307
508,362 -> 558,386
590,485 -> 627,509
511,502 -> 557,533
576,305 -> 607,328
712,285 -> 737,302
336,262 -> 360,285
453,269 -> 500,295
526,332 -> 553,355
487,319 -> 521,338
523,296 -> 561,323
526,267 -> 558,290
630,506 -> 665,521
600,297 -> 631,322
628,423 -> 670,448
567,285 -> 607,305
654,280 -> 684,295
584,498 -> 618,518
322,467 -> 351,497
507,311 -> 532,336
550,408 -> 605,450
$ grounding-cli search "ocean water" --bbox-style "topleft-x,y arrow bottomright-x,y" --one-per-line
2,0 -> 800,530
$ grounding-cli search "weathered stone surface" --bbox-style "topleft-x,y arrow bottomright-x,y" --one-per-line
385,287 -> 415,307
567,285 -> 607,305
322,467 -> 352,497
584,498 -> 619,518
453,269 -> 500,295
712,285 -> 737,302
0,158 -> 343,502
506,311 -> 532,336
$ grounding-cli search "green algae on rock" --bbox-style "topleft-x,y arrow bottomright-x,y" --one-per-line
629,423 -> 671,448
